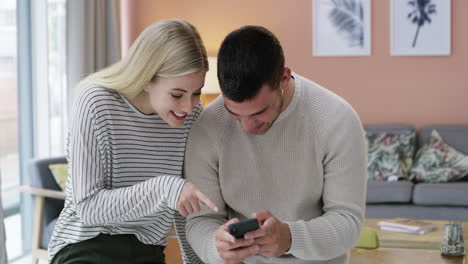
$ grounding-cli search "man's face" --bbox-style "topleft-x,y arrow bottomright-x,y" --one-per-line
224,84 -> 283,135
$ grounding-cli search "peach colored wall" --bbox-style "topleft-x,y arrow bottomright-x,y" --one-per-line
121,0 -> 468,128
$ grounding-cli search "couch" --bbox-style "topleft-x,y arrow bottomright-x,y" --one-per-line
364,124 -> 468,221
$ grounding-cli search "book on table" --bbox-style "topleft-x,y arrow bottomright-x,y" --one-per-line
377,218 -> 437,235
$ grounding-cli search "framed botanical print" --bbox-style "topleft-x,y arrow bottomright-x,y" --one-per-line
391,0 -> 451,56
313,0 -> 371,56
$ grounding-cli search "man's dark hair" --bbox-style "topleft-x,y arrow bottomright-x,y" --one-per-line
217,26 -> 285,102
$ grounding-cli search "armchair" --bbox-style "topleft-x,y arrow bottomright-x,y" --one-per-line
19,157 -> 66,263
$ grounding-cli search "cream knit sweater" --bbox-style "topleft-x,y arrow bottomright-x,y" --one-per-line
185,73 -> 367,264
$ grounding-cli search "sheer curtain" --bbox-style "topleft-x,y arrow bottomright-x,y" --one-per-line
66,0 -> 121,108
0,175 -> 7,264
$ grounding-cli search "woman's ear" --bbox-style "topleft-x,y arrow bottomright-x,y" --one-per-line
143,82 -> 152,92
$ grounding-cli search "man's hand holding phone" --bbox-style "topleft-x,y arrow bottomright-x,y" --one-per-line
215,218 -> 260,264
244,210 -> 292,258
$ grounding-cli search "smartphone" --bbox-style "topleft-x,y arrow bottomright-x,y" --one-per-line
228,218 -> 260,239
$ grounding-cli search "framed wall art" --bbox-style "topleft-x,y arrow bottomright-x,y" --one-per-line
391,0 -> 451,56
313,0 -> 371,56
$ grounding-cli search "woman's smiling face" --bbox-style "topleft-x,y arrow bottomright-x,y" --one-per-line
145,71 -> 205,127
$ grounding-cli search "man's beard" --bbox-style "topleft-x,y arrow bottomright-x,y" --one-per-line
251,89 -> 284,135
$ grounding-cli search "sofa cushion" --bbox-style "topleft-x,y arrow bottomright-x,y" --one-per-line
418,125 -> 468,154
413,183 -> 468,207
366,129 -> 416,181
48,163 -> 68,191
366,181 -> 413,203
411,130 -> 468,183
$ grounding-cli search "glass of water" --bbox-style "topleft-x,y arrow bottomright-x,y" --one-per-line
440,222 -> 465,256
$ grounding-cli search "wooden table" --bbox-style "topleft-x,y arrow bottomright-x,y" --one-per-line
154,219 -> 468,264
365,219 -> 468,250
350,248 -> 466,264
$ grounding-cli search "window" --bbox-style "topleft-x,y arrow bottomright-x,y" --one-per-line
47,0 -> 67,156
31,0 -> 67,158
0,0 -> 19,217
2,0 -> 67,258
1,0 -> 67,217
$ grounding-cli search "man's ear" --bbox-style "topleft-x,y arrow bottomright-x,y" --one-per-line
280,67 -> 292,88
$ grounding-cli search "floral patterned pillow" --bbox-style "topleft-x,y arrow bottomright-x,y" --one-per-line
366,130 -> 416,181
410,130 -> 468,183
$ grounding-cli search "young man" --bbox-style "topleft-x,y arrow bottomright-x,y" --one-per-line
185,26 -> 367,264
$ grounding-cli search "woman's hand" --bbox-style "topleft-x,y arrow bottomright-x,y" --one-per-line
177,182 -> 218,216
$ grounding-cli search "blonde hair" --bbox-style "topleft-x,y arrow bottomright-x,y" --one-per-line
78,19 -> 208,99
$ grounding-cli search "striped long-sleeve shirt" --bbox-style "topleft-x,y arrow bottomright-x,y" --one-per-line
48,85 -> 203,263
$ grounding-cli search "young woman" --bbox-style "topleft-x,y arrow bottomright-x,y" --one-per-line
48,19 -> 217,264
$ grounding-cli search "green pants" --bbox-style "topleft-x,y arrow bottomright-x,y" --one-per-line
51,234 -> 165,264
